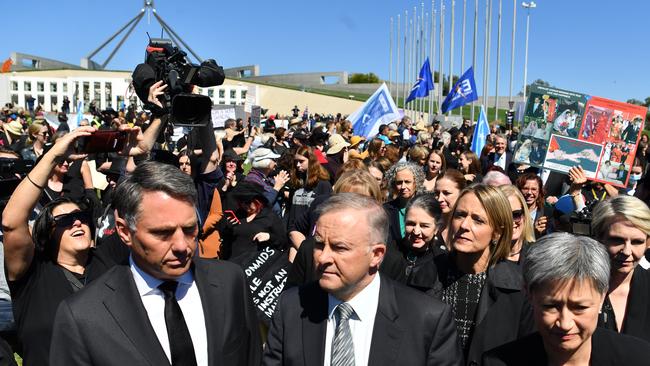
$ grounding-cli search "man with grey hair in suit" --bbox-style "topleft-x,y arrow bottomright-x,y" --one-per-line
262,193 -> 462,366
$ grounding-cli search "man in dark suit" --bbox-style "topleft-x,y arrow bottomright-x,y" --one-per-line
622,118 -> 641,144
481,134 -> 513,174
262,193 -> 462,366
50,161 -> 261,366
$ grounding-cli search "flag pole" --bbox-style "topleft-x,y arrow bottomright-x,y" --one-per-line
438,1 -> 445,114
412,7 -> 417,120
403,10 -> 409,113
486,0 -> 493,120
421,2 -> 426,120
482,0 -> 489,108
471,0 -> 478,122
447,0 -> 455,117
460,0 -> 467,117
389,17 -> 393,103
430,1 -> 436,121
508,0 -> 517,106
494,0 -> 502,121
396,14 -> 401,105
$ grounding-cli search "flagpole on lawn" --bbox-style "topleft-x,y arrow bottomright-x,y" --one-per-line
482,0 -> 490,105
508,0 -> 516,107
447,0 -> 455,117
408,17 -> 413,118
389,17 -> 393,103
412,6 -> 418,120
486,0 -> 493,119
430,1 -> 436,121
460,0 -> 467,118
396,14 -> 401,105
438,1 -> 445,114
402,10 -> 408,109
422,11 -> 428,120
494,0 -> 502,120
471,0 -> 478,122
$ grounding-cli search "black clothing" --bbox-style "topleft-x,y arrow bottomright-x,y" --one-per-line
286,180 -> 332,233
442,269 -> 487,354
383,198 -> 407,245
433,256 -> 535,366
8,240 -> 128,365
195,169 -> 224,225
483,328 -> 650,366
598,266 -> 650,343
220,207 -> 287,263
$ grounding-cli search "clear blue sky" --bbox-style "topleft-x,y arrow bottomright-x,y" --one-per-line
3,0 -> 648,103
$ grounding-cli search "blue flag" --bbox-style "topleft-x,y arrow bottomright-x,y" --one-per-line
471,105 -> 490,155
405,58 -> 434,104
75,100 -> 84,127
349,83 -> 401,138
441,66 -> 479,113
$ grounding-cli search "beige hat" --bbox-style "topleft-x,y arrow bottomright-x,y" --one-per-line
5,119 -> 23,136
326,134 -> 351,155
412,121 -> 427,131
289,117 -> 303,126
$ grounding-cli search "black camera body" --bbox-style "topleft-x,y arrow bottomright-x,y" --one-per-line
569,199 -> 598,236
132,38 -> 225,127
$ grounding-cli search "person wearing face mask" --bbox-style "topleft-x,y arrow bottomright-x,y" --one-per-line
626,158 -> 644,196
383,162 -> 425,246
591,196 -> 650,344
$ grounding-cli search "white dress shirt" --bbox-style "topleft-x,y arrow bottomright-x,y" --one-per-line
494,152 -> 507,170
323,273 -> 381,366
130,257 -> 208,366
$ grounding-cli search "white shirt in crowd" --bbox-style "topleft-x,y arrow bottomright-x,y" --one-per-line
323,273 -> 381,366
494,153 -> 507,170
130,256 -> 208,366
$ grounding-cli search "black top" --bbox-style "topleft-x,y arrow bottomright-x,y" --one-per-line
598,266 -> 650,343
483,328 -> 650,366
286,180 -> 332,232
219,207 -> 287,263
8,240 -> 128,365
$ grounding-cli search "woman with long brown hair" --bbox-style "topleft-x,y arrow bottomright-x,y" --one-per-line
287,146 -> 332,260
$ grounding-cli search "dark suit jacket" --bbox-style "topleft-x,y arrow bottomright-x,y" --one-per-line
262,275 -> 463,366
481,151 -> 513,175
598,266 -> 650,343
483,328 -> 650,366
383,198 -> 405,246
49,259 -> 261,366
433,259 -> 535,366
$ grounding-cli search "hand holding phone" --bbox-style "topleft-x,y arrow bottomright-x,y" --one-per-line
224,210 -> 240,225
76,130 -> 129,153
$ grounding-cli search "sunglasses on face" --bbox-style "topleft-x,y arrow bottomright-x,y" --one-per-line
53,211 -> 91,228
512,209 -> 524,222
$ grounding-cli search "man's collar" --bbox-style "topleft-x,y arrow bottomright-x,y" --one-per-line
327,273 -> 381,323
129,255 -> 194,297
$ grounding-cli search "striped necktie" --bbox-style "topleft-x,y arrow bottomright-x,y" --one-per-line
331,302 -> 355,366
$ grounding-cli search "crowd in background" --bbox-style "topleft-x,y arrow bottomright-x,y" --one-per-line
1,93 -> 650,366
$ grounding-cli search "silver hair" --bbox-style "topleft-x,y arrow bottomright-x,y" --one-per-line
315,193 -> 388,245
482,171 -> 512,186
113,161 -> 197,231
384,161 -> 425,195
522,232 -> 610,294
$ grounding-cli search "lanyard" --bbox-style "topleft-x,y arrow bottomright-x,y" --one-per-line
591,189 -> 606,201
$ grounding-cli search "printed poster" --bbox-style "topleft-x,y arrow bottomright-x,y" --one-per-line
514,84 -> 647,188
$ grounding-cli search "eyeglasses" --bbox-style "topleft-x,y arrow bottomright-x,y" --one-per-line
512,209 -> 524,222
39,132 -> 50,137
53,211 -> 91,228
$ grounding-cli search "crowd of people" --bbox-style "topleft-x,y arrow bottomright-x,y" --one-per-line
0,81 -> 650,365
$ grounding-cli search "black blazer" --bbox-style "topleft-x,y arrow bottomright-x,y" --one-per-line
481,151 -> 513,175
383,198 -> 404,246
262,275 -> 463,366
49,259 -> 261,366
483,328 -> 650,366
433,258 -> 535,366
598,266 -> 650,343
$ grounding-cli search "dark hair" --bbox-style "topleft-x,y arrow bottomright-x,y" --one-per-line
274,127 -> 287,141
515,172 -> 545,208
461,150 -> 482,175
289,146 -> 330,190
405,193 -> 442,222
367,138 -> 385,160
427,150 -> 447,171
437,169 -> 467,191
32,197 -> 95,262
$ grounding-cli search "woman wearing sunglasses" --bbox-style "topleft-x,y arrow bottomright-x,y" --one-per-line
2,122 -> 157,365
499,185 -> 536,263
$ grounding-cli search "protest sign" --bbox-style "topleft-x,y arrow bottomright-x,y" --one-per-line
513,84 -> 647,188
211,106 -> 236,128
251,105 -> 261,128
240,247 -> 290,324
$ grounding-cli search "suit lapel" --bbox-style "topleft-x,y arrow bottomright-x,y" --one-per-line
193,260 -> 224,366
368,276 -> 403,366
301,283 -> 328,366
102,266 -> 170,366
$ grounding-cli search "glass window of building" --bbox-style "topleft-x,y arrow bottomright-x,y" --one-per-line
50,82 -> 58,93
10,81 -> 18,91
230,90 -> 236,99
37,82 -> 44,92
37,95 -> 45,106
105,83 -> 112,103
51,96 -> 58,111
11,94 -> 18,105
218,100 -> 225,105
208,89 -> 214,98
83,82 -> 90,102
24,81 -> 31,92
63,83 -> 68,93
230,101 -> 236,105
241,90 -> 247,99
219,89 -> 225,98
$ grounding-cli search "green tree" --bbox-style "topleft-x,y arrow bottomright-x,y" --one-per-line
348,73 -> 381,84
518,79 -> 552,96
627,98 -> 644,106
